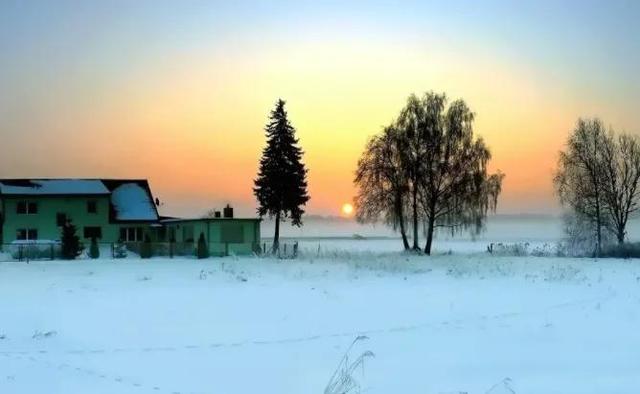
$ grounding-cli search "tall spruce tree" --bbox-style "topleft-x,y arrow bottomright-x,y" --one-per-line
254,99 -> 310,253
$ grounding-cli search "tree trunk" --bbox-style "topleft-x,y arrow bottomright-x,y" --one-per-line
617,225 -> 625,244
411,186 -> 419,250
399,219 -> 410,250
396,196 -> 410,250
595,199 -> 602,257
424,214 -> 435,255
272,211 -> 280,254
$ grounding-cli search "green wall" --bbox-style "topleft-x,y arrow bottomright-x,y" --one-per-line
163,218 -> 260,256
1,195 -> 117,243
0,195 -> 154,244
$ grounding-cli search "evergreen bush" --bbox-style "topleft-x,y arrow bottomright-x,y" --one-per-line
60,220 -> 83,260
196,232 -> 209,259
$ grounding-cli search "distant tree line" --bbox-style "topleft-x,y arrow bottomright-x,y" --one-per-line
555,118 -> 640,256
354,92 -> 504,254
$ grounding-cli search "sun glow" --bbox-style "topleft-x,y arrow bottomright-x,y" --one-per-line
341,203 -> 354,217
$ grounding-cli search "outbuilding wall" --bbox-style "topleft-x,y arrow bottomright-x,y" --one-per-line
163,218 -> 260,256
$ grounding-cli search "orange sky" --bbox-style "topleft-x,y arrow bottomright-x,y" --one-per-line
1,2 -> 638,218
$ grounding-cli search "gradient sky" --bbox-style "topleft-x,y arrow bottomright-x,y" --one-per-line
1,0 -> 639,217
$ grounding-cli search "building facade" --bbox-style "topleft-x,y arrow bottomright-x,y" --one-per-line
0,179 -> 260,256
162,218 -> 261,256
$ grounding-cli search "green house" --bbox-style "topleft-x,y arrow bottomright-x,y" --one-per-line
0,179 -> 260,257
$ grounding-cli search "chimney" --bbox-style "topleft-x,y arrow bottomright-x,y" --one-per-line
223,204 -> 233,218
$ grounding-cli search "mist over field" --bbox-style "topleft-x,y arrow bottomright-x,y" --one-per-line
262,214 -> 568,242
259,215 -> 640,255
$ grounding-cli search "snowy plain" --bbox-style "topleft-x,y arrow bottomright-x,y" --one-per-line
1,250 -> 640,394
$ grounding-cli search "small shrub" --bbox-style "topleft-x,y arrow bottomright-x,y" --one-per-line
196,232 -> 209,259
530,243 -> 557,257
89,237 -> 100,259
487,242 -> 529,257
113,240 -> 127,258
324,336 -> 374,394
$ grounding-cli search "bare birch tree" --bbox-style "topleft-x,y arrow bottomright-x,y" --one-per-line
600,132 -> 640,244
411,95 -> 504,255
355,91 -> 504,255
555,118 -> 608,256
354,126 -> 411,249
396,94 -> 445,250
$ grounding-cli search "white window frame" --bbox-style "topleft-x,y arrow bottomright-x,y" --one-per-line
17,201 -> 38,215
16,228 -> 38,241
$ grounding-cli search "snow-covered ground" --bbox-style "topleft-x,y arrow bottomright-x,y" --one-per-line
1,253 -> 640,394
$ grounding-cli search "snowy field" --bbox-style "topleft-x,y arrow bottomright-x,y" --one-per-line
2,252 -> 640,394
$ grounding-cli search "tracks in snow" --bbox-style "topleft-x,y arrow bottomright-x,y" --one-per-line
0,289 -> 615,358
0,290 -> 615,394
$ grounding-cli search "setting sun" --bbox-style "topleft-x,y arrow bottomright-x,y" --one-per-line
341,203 -> 354,216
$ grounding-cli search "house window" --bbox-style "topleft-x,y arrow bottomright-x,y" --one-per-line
16,228 -> 38,241
87,200 -> 97,214
84,226 -> 102,239
17,201 -> 38,215
56,213 -> 67,227
120,227 -> 144,242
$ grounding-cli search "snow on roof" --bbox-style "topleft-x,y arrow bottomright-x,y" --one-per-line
0,179 -> 110,195
110,183 -> 158,221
